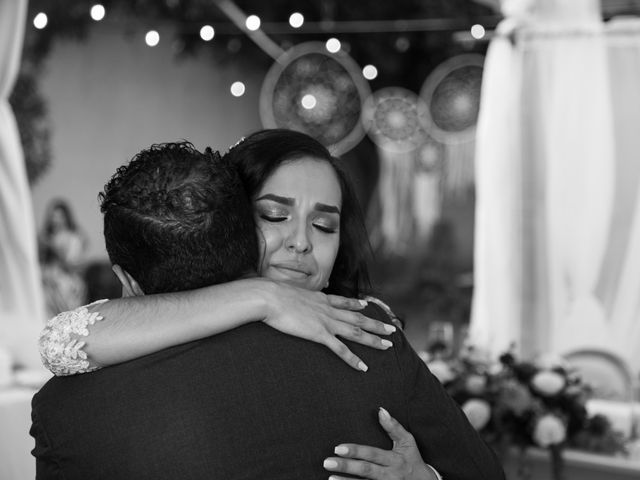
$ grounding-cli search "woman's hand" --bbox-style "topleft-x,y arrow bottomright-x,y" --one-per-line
322,408 -> 440,480
262,281 -> 396,372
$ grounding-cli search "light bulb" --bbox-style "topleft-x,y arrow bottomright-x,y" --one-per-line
33,12 -> 48,29
231,82 -> 246,97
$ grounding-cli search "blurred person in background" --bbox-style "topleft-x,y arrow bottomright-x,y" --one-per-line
38,198 -> 87,316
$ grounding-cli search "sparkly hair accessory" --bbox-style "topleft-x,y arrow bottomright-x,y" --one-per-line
227,136 -> 246,153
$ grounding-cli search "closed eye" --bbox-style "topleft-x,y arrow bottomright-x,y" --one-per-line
260,214 -> 287,223
313,223 -> 338,234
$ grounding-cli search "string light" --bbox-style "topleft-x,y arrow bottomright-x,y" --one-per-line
246,15 -> 261,31
90,4 -> 105,22
325,38 -> 341,53
362,64 -> 378,80
145,30 -> 160,47
395,36 -> 410,52
28,8 -> 497,75
470,24 -> 485,39
301,94 -> 317,109
230,81 -> 246,97
200,25 -> 215,41
33,12 -> 48,29
289,12 -> 304,29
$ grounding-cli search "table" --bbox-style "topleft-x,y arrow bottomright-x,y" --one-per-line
586,399 -> 640,438
0,387 -> 37,480
502,447 -> 640,480
500,399 -> 640,479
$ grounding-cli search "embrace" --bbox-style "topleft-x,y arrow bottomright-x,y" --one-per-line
31,129 -> 505,480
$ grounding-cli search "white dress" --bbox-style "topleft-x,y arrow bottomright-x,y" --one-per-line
38,300 -> 106,376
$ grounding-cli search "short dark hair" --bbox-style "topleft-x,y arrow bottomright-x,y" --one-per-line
224,129 -> 372,298
100,141 -> 258,294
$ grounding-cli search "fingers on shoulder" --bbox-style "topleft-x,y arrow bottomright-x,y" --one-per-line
333,322 -> 392,350
326,294 -> 367,310
324,337 -> 368,372
338,310 -> 397,336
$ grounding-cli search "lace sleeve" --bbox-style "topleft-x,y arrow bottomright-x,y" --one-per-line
38,299 -> 108,376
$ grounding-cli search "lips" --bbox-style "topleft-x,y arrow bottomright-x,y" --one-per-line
271,262 -> 313,278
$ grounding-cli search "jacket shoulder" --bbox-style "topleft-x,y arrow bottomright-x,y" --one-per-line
363,295 -> 403,330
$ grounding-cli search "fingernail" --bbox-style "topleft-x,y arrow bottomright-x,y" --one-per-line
334,445 -> 349,455
358,361 -> 368,372
379,406 -> 391,420
381,339 -> 393,348
323,459 -> 338,469
383,324 -> 396,333
358,299 -> 368,307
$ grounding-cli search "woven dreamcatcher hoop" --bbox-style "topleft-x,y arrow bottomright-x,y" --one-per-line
419,54 -> 484,145
361,87 -> 429,154
361,87 -> 442,253
260,42 -> 371,155
419,54 -> 485,195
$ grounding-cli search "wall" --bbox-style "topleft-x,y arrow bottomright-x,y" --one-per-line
31,21 -> 263,261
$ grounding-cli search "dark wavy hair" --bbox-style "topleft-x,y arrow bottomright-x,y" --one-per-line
100,141 -> 258,294
224,129 -> 372,298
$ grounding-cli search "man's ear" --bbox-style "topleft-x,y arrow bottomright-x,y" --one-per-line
111,264 -> 145,297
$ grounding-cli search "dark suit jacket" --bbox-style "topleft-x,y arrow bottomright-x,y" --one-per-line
30,303 -> 504,480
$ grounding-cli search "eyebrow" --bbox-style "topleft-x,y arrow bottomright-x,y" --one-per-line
255,194 -> 341,214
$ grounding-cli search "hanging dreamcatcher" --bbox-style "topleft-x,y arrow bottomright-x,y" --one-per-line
361,87 -> 429,154
419,54 -> 484,195
260,42 -> 370,155
361,87 -> 441,254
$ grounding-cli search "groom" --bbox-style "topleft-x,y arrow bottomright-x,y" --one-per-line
30,141 -> 503,479
30,142 -> 262,479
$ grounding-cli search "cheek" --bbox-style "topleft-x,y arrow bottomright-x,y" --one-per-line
256,223 -> 283,266
317,236 -> 340,279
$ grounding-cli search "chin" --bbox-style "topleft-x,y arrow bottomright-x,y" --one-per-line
278,276 -> 319,291
289,278 -> 319,291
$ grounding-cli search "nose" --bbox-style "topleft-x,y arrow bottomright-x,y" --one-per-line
286,223 -> 311,254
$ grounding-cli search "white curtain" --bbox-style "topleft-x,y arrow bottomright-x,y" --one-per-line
469,16 -> 524,356
470,0 -> 640,374
0,0 -> 46,369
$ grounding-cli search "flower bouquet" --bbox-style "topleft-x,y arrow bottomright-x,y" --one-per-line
424,343 -> 628,480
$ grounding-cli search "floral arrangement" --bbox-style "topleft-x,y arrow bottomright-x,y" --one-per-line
423,343 -> 628,479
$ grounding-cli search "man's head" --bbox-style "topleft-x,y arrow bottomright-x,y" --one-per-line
100,141 -> 258,295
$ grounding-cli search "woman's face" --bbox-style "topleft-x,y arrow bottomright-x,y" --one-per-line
50,207 -> 68,232
254,157 -> 341,291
